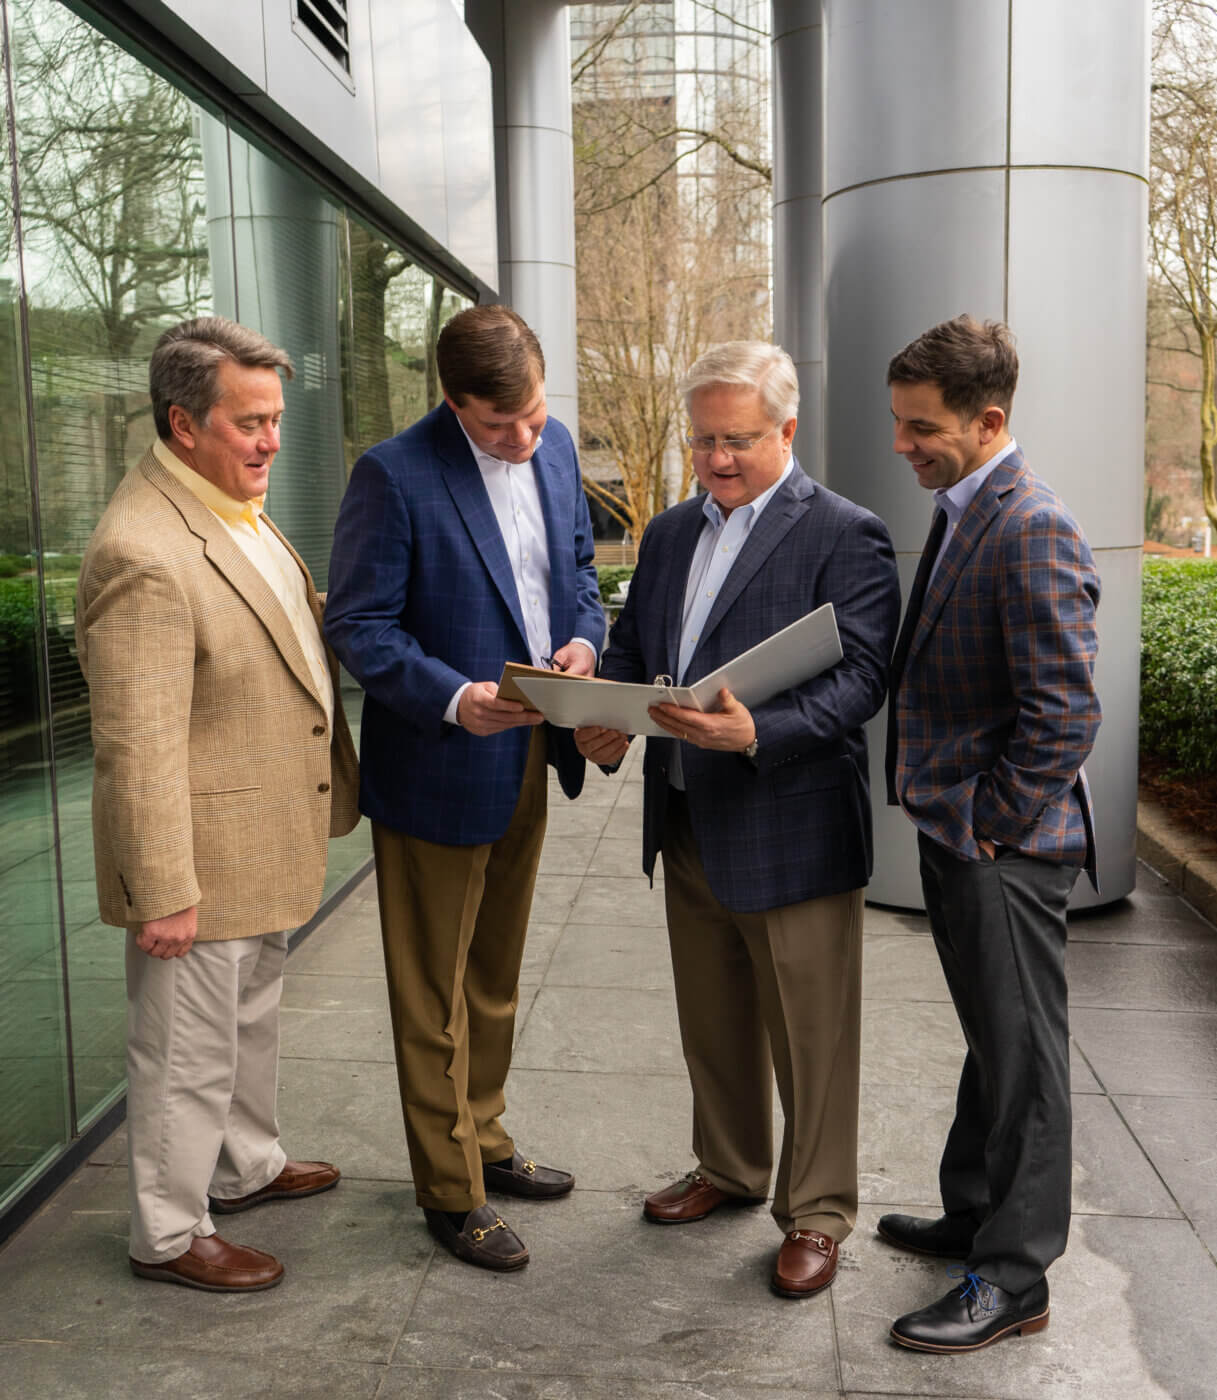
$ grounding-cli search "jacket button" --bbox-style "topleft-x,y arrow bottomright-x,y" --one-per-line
313,725 -> 326,736
317,782 -> 330,793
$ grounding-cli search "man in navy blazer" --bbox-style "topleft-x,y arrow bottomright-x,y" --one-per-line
882,316 -> 1101,1353
325,306 -> 605,1272
576,342 -> 899,1300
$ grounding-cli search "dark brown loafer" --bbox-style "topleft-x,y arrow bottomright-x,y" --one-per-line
424,1204 -> 529,1271
771,1229 -> 839,1298
130,1233 -> 284,1292
483,1151 -> 574,1200
209,1160 -> 340,1214
643,1171 -> 766,1224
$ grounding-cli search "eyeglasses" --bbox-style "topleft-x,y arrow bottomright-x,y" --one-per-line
685,424 -> 779,455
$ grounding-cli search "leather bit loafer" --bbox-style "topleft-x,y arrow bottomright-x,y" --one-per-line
210,1160 -> 340,1214
876,1212 -> 973,1259
891,1274 -> 1050,1353
424,1204 -> 529,1271
483,1150 -> 574,1200
643,1171 -> 766,1224
771,1229 -> 839,1298
130,1233 -> 284,1292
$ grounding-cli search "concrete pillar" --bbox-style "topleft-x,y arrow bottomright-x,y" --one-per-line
771,0 -> 824,480
820,0 -> 1148,908
464,0 -> 579,437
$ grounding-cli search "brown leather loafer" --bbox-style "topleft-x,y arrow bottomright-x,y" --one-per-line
771,1229 -> 839,1298
484,1150 -> 574,1200
209,1159 -> 340,1214
424,1204 -> 529,1271
643,1171 -> 766,1224
130,1233 -> 284,1292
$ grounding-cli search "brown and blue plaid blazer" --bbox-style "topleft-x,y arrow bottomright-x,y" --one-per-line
889,449 -> 1101,887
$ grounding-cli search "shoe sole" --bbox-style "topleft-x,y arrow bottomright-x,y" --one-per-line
130,1261 -> 284,1292
770,1275 -> 835,1299
644,1196 -> 767,1225
875,1222 -> 970,1259
482,1177 -> 575,1201
890,1308 -> 1049,1353
209,1177 -> 340,1215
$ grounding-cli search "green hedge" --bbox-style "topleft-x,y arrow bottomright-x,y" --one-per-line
1140,556 -> 1217,775
595,564 -> 634,603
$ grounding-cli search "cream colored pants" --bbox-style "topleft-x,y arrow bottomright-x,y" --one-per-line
125,929 -> 288,1262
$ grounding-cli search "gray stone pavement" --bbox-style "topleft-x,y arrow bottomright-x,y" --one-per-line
2,741 -> 1217,1398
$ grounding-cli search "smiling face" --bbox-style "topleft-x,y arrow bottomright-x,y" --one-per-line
166,359 -> 285,502
446,382 -> 548,464
889,380 -> 1008,492
687,384 -> 796,515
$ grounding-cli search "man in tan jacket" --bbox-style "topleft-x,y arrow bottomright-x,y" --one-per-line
76,316 -> 359,1292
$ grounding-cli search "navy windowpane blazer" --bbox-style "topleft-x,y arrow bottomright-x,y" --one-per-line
602,462 -> 900,914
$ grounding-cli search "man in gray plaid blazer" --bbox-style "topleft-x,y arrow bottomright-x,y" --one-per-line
576,342 -> 899,1300
881,316 -> 1101,1353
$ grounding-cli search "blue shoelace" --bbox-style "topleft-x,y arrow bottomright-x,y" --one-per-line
947,1265 -> 996,1309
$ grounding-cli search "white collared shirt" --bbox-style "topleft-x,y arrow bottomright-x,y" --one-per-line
444,421 -> 598,724
153,439 -> 334,729
929,438 -> 1019,585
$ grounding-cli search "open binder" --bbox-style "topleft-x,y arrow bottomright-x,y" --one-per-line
507,602 -> 842,739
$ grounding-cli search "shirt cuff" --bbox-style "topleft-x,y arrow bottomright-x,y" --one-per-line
444,682 -> 472,727
568,637 -> 600,664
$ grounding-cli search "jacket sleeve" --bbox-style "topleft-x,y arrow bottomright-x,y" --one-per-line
77,550 -> 201,922
749,509 -> 901,771
971,507 -> 1101,844
324,448 -> 468,734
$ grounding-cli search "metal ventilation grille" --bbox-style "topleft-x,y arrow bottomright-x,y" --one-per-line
296,0 -> 350,73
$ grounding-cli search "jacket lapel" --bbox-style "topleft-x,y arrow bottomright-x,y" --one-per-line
907,453 -> 1025,667
694,466 -> 814,655
139,454 -> 325,710
435,406 -> 530,650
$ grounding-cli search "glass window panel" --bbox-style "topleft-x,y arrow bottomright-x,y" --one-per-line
0,8 -> 71,1210
9,0 -> 216,1125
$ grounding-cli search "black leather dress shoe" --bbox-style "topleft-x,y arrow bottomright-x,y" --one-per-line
483,1150 -> 574,1200
890,1275 -> 1049,1353
424,1204 -> 529,1271
876,1212 -> 974,1259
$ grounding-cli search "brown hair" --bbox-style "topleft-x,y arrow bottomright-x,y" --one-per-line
436,305 -> 545,409
150,316 -> 294,439
887,315 -> 1018,422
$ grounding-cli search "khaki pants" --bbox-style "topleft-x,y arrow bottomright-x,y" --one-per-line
662,791 -> 863,1239
372,730 -> 547,1212
125,929 -> 288,1262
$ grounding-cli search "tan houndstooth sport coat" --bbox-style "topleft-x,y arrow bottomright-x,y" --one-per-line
76,448 -> 360,941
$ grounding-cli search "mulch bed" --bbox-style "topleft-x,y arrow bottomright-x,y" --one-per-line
1139,754 -> 1217,836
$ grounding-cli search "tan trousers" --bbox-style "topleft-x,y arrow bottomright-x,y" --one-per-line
125,930 -> 288,1262
371,729 -> 548,1212
662,791 -> 863,1239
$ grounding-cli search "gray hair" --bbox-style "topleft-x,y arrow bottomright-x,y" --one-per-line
679,341 -> 800,424
150,316 -> 294,439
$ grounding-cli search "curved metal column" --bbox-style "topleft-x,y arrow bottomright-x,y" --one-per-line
771,0 -> 825,480
820,0 -> 1149,907
465,0 -> 578,435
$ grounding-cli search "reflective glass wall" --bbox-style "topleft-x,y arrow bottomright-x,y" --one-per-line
0,0 -> 470,1217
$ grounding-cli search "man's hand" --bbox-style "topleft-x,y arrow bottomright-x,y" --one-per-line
458,681 -> 546,736
136,906 -> 198,959
649,686 -> 756,753
550,640 -> 597,677
575,725 -> 632,765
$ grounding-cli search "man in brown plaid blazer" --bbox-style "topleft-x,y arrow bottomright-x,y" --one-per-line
881,316 -> 1100,1353
76,317 -> 359,1292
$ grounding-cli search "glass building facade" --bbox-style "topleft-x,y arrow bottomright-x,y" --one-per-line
0,0 -> 469,1223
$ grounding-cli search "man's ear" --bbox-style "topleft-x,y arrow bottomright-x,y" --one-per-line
976,405 -> 1006,444
166,403 -> 196,452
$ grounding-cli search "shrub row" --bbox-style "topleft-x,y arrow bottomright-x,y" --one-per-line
595,564 -> 634,603
1140,556 -> 1217,776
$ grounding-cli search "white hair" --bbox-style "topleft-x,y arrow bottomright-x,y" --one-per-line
679,341 -> 800,424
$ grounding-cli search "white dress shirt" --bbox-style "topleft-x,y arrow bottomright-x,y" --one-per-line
444,421 -> 598,724
929,438 -> 1019,585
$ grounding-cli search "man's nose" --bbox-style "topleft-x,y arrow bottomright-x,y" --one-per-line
259,422 -> 280,455
506,419 -> 532,445
892,422 -> 912,453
